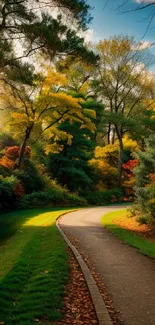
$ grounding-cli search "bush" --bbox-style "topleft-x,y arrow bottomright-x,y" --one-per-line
0,133 -> 17,151
15,159 -> 45,194
0,175 -> 21,210
19,188 -> 87,209
86,188 -> 124,205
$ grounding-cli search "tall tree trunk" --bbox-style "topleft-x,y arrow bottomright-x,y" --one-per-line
107,122 -> 111,144
112,128 -> 115,144
15,124 -> 33,169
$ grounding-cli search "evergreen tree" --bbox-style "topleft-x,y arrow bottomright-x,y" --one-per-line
0,0 -> 97,83
133,135 -> 155,225
46,119 -> 95,194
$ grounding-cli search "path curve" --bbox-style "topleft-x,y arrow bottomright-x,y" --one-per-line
60,207 -> 155,325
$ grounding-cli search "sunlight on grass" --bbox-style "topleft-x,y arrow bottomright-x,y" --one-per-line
0,208 -> 73,280
101,209 -> 155,258
24,211 -> 60,227
0,207 -> 76,325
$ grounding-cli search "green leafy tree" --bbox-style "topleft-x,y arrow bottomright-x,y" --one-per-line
1,68 -> 96,168
93,36 -> 155,186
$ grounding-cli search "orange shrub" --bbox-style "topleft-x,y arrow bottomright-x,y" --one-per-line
0,156 -> 15,169
5,146 -> 19,159
5,146 -> 31,160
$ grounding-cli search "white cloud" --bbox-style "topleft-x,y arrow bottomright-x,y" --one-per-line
135,0 -> 155,3
137,41 -> 152,50
80,29 -> 101,44
83,29 -> 96,43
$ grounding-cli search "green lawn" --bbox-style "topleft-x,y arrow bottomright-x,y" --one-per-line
0,207 -> 76,325
101,209 -> 155,258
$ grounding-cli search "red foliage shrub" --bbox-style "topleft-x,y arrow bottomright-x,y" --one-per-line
149,174 -> 155,184
5,146 -> 19,159
122,159 -> 139,172
0,146 -> 31,170
122,160 -> 139,197
13,183 -> 25,197
5,145 -> 31,161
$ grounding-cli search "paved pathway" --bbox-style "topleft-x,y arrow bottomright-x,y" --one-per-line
60,207 -> 155,325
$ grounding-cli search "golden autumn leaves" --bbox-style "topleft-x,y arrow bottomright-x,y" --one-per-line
1,68 -> 96,161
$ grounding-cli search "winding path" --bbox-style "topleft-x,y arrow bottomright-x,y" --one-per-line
60,207 -> 155,325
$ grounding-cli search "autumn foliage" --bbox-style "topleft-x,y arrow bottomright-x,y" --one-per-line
13,183 -> 25,197
5,146 -> 31,160
0,146 -> 31,170
122,160 -> 139,196
0,156 -> 15,169
122,160 -> 139,171
149,174 -> 155,184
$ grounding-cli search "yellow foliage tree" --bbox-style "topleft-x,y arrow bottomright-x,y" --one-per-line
90,136 -> 139,190
1,68 -> 96,168
95,36 -> 155,185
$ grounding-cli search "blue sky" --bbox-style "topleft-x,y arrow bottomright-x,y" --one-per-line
87,0 -> 155,44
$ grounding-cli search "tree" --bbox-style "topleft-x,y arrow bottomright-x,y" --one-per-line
57,56 -> 95,95
93,36 -> 155,186
56,56 -> 105,142
42,59 -> 105,192
46,119 -> 95,193
1,68 -> 95,168
133,135 -> 155,225
0,0 -> 97,84
90,136 -> 139,190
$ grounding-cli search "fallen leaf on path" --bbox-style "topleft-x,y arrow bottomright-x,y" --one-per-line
56,249 -> 99,325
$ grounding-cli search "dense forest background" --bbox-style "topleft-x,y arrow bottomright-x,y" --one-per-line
1,0 -> 155,225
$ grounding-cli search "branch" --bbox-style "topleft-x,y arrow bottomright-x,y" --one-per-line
37,105 -> 57,120
13,44 -> 46,61
0,78 -> 29,116
126,94 -> 143,119
43,108 -> 70,132
77,75 -> 90,92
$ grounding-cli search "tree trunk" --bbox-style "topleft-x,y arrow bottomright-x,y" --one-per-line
117,138 -> 123,187
112,128 -> 115,144
15,125 -> 33,169
107,122 -> 111,144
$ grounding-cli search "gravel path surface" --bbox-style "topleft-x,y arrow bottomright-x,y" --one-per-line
60,207 -> 155,325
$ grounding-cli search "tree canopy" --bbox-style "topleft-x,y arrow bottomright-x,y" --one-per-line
0,0 -> 98,84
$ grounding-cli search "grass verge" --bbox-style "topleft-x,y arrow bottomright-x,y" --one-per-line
101,209 -> 155,258
0,207 -> 77,325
